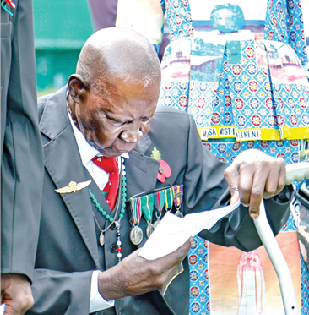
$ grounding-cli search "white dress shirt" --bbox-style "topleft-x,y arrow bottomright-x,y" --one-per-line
69,114 -> 128,313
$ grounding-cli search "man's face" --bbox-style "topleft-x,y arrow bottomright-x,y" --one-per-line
74,77 -> 159,158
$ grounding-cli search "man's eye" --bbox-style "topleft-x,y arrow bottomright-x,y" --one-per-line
140,117 -> 151,123
106,116 -> 123,126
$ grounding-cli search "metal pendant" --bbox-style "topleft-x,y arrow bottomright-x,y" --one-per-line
146,223 -> 155,238
153,218 -> 161,229
175,208 -> 183,218
130,226 -> 143,246
99,232 -> 105,247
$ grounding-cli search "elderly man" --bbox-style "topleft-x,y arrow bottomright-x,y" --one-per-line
28,28 -> 290,315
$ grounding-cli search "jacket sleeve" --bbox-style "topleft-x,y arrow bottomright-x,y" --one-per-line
1,0 -> 44,281
27,269 -> 93,315
182,114 -> 291,251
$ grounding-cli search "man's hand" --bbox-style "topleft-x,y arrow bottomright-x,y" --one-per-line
1,274 -> 34,315
98,238 -> 192,300
224,149 -> 286,218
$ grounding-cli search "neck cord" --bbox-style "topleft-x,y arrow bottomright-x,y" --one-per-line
89,157 -> 127,262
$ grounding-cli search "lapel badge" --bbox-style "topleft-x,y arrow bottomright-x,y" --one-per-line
151,147 -> 171,183
56,180 -> 91,194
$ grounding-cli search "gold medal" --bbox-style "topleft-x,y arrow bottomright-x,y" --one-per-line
130,226 -> 143,245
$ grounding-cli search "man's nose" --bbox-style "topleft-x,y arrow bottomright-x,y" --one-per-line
119,124 -> 143,143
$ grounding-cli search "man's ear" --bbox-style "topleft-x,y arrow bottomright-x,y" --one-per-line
68,74 -> 89,103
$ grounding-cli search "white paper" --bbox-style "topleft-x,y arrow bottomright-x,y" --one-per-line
139,201 -> 241,260
0,304 -> 5,315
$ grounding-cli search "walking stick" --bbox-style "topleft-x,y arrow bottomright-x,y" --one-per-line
253,163 -> 309,315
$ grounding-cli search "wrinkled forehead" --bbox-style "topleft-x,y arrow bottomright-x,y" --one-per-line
94,74 -> 160,101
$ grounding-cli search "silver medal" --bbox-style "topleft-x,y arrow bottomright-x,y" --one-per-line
130,226 -> 143,245
146,223 -> 155,238
175,208 -> 183,218
153,218 -> 161,229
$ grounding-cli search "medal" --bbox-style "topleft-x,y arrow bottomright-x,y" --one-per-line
153,209 -> 161,229
153,218 -> 160,229
130,197 -> 144,245
142,195 -> 155,239
146,223 -> 155,238
153,190 -> 164,229
175,208 -> 183,218
128,186 -> 184,245
130,225 -> 143,245
173,185 -> 184,218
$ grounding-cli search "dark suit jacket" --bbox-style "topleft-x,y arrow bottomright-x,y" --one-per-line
1,0 -> 43,281
28,87 -> 291,314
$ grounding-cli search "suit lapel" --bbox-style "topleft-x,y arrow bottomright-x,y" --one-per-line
125,135 -> 160,198
40,88 -> 101,267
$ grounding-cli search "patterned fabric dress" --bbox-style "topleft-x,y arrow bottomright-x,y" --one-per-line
158,0 -> 309,314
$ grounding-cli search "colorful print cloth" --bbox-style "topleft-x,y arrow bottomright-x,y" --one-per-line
159,0 -> 309,314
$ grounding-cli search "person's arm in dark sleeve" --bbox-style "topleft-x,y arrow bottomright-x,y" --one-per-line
26,269 -> 93,315
181,114 -> 291,251
198,186 -> 292,251
1,0 -> 43,283
1,0 -> 44,313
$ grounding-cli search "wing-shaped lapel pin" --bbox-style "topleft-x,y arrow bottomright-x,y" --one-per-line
55,180 -> 91,193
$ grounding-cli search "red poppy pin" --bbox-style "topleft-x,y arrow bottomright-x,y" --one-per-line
151,147 -> 171,183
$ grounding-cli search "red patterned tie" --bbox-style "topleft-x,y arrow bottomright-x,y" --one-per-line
92,156 -> 119,210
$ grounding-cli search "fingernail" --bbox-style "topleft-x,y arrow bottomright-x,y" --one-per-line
230,197 -> 237,205
230,191 -> 240,205
250,208 -> 259,219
